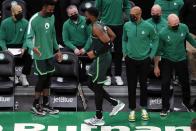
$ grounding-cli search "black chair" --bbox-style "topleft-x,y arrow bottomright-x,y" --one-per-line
1,0 -> 26,20
50,52 -> 87,111
147,79 -> 174,111
0,51 -> 15,110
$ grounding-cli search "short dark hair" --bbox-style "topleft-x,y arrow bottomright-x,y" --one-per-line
85,7 -> 99,18
191,118 -> 196,130
42,0 -> 56,7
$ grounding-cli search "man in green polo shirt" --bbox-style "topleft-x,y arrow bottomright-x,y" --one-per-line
147,4 -> 167,33
96,0 -> 131,86
123,6 -> 159,122
62,5 -> 91,82
0,4 -> 32,86
154,0 -> 184,19
26,0 -> 62,116
154,14 -> 196,116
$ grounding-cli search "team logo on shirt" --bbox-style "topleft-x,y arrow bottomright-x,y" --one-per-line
141,31 -> 145,35
181,33 -> 184,37
167,36 -> 170,41
45,23 -> 50,29
81,25 -> 85,28
20,28 -> 23,32
174,2 -> 177,6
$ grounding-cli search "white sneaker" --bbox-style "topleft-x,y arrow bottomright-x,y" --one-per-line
114,76 -> 124,86
104,76 -> 111,86
84,116 -> 105,126
57,77 -> 63,82
19,74 -> 29,87
109,100 -> 125,116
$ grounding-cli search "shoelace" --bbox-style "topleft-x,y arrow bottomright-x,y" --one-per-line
90,117 -> 101,124
36,105 -> 43,112
130,111 -> 135,116
142,110 -> 148,116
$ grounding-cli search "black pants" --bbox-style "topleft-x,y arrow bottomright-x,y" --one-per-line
21,50 -> 33,75
107,25 -> 123,76
160,58 -> 191,110
125,56 -> 151,110
88,77 -> 117,118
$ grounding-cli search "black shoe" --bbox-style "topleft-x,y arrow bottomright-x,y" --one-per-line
182,102 -> 194,112
43,105 -> 59,115
160,110 -> 170,117
31,104 -> 46,116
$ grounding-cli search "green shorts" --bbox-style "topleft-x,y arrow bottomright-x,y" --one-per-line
88,52 -> 112,84
34,57 -> 55,76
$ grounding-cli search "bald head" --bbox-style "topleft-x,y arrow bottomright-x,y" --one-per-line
130,6 -> 142,16
151,4 -> 162,16
168,14 -> 180,27
130,6 -> 142,22
66,5 -> 78,17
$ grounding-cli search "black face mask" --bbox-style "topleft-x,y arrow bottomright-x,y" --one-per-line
130,15 -> 137,22
15,13 -> 23,21
152,15 -> 161,23
171,25 -> 179,30
70,14 -> 78,21
85,19 -> 91,25
45,12 -> 53,17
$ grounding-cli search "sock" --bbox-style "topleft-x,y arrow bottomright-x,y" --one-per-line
96,110 -> 103,119
43,96 -> 49,106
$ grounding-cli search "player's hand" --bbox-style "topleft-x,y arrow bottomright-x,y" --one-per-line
80,48 -> 86,55
74,48 -> 80,55
154,66 -> 160,77
87,50 -> 96,59
33,46 -> 41,57
20,48 -> 25,57
55,51 -> 63,63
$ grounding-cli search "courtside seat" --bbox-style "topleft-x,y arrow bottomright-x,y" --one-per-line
50,52 -> 79,94
51,77 -> 78,94
50,52 -> 87,110
147,79 -> 174,111
147,80 -> 162,97
0,51 -> 15,109
0,78 -> 14,95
